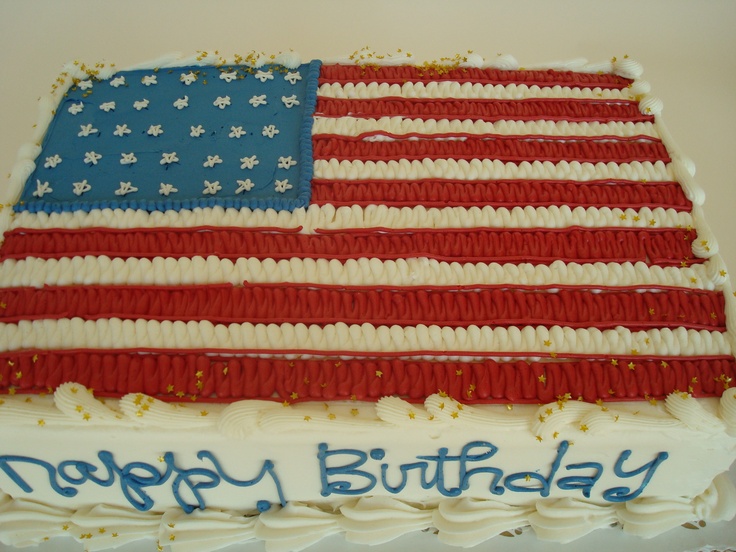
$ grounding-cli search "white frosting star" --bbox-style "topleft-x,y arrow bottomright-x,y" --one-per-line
72,179 -> 91,196
190,125 -> 205,137
203,155 -> 223,168
213,96 -> 231,109
274,179 -> 292,193
262,125 -> 279,138
249,95 -> 268,107
255,70 -> 274,82
78,124 -> 98,137
141,75 -> 158,86
240,155 -> 259,169
203,180 -> 222,195
120,152 -> 137,165
159,183 -> 178,196
277,156 -> 297,169
115,181 -> 138,196
109,76 -> 126,88
284,71 -> 302,84
236,179 -> 255,193
219,71 -> 238,83
281,95 -> 300,108
32,179 -> 52,198
84,151 -> 102,165
68,102 -> 84,115
133,99 -> 149,111
99,101 -> 116,112
160,152 -> 179,165
77,80 -> 93,91
147,125 -> 164,137
114,124 -> 131,137
173,96 -> 189,110
180,72 -> 198,85
44,154 -> 62,169
229,126 -> 246,139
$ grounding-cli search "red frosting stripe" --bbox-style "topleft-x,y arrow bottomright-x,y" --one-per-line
310,179 -> 691,210
315,97 -> 651,123
318,64 -> 633,88
312,135 -> 670,164
2,351 -> 733,404
0,227 -> 700,266
0,285 -> 726,330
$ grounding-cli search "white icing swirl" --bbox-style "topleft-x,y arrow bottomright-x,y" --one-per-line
340,497 -> 433,545
665,391 -> 727,434
255,503 -> 341,552
433,498 -> 534,546
528,498 -> 619,542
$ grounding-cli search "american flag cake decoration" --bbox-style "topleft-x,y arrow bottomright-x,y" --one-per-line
0,51 -> 733,404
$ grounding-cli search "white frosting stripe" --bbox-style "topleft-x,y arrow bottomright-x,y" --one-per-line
0,256 -> 717,290
0,319 -> 729,357
317,81 -> 633,101
7,204 -> 692,234
313,158 -> 672,182
312,116 -> 660,140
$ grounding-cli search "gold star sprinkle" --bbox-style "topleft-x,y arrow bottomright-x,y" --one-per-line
580,424 -> 589,432
611,359 -> 618,366
166,384 -> 175,393
661,360 -> 669,368
375,370 -> 383,378
455,369 -> 463,376
304,416 -> 311,421
290,392 -> 299,400
351,408 -> 359,417
200,410 -> 209,417
408,411 -> 416,419
648,308 -> 655,315
538,374 -> 547,384
543,339 -> 552,347
328,413 -> 336,420
628,362 -> 636,370
38,419 -> 45,426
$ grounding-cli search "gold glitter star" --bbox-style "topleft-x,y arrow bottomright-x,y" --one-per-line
628,362 -> 636,370
290,392 -> 299,400
538,374 -> 547,384
166,384 -> 175,393
408,411 -> 416,419
611,359 -> 618,366
580,424 -> 589,432
375,370 -> 383,378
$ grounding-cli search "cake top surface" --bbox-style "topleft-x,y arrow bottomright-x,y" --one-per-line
0,51 -> 734,408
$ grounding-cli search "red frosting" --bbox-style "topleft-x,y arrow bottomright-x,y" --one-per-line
1,350 -> 733,404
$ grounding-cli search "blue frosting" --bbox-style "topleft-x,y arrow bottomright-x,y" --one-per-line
17,60 -> 321,214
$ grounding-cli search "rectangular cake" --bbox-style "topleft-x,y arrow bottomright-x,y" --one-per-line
0,50 -> 735,551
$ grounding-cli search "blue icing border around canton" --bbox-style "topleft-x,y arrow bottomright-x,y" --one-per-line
16,60 -> 322,214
